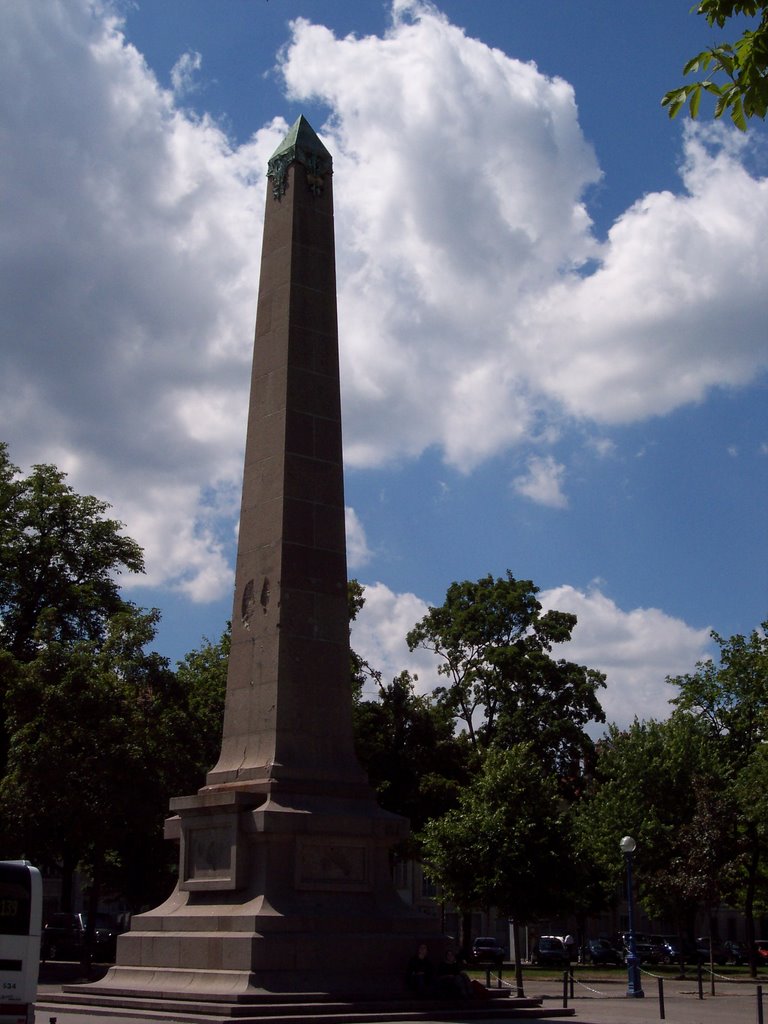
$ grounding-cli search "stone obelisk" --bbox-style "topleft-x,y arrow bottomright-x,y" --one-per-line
90,117 -> 439,1001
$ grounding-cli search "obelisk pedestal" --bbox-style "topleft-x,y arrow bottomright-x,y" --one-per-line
79,117 -> 441,1001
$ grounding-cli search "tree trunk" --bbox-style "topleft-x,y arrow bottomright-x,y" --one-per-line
81,855 -> 102,975
460,909 -> 472,963
511,919 -> 525,998
745,822 -> 759,978
60,849 -> 75,912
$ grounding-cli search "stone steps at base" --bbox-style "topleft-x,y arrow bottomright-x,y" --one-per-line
37,994 -> 574,1023
50,990 -> 521,1012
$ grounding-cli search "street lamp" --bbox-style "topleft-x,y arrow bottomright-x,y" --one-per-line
620,835 -> 644,998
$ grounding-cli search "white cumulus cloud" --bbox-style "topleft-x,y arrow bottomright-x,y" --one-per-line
512,455 -> 568,508
540,584 -> 713,729
346,507 -> 372,570
171,50 -> 202,97
350,582 -> 435,695
0,0 -> 282,600
279,4 -> 768,471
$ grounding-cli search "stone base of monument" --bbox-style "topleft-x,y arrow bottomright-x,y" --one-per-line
44,789 -> 574,1018
58,789 -> 452,1002
41,988 -> 573,1022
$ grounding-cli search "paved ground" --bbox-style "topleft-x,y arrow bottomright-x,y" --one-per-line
33,964 -> 768,1024
524,972 -> 765,1022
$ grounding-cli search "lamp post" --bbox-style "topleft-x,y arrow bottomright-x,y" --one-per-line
620,835 -> 644,998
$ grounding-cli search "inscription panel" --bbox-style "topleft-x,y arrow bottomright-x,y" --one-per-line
296,841 -> 369,891
181,815 -> 241,892
188,827 -> 232,878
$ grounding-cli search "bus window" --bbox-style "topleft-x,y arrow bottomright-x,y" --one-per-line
0,861 -> 42,1024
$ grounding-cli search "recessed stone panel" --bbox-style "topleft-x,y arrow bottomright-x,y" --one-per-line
296,839 -> 369,891
180,814 -> 243,892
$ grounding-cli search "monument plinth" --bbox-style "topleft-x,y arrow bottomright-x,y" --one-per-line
86,117 -> 439,1001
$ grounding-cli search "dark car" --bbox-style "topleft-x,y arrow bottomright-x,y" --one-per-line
625,939 -> 664,965
654,935 -> 681,964
470,936 -> 505,966
723,939 -> 746,965
585,938 -> 623,966
42,911 -> 119,962
531,936 -> 569,967
652,935 -> 701,965
696,937 -> 727,966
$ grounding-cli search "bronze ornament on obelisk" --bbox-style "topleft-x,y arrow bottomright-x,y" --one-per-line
85,116 -> 440,1001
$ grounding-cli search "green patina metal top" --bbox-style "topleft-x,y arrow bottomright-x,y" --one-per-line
267,115 -> 332,199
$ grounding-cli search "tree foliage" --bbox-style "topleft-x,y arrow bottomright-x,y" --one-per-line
0,606 -> 207,909
670,622 -> 768,753
0,442 -> 228,910
175,624 -> 230,779
420,744 -> 569,921
353,670 -> 469,835
0,442 -> 146,778
406,571 -> 606,781
574,713 -> 742,928
0,443 -> 144,661
663,2 -> 768,129
669,622 -> 768,967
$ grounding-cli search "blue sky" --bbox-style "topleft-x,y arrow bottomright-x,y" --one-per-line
1,0 -> 766,729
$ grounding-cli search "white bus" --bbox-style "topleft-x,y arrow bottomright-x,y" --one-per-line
0,862 -> 42,1024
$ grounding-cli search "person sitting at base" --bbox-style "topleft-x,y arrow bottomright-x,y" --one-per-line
436,949 -> 472,998
406,942 -> 434,996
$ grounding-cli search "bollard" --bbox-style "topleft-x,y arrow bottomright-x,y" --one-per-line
758,984 -> 764,1024
696,960 -> 703,1000
657,975 -> 665,1020
562,970 -> 568,1008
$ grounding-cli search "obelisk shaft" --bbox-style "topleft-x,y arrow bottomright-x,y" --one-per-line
207,118 -> 365,794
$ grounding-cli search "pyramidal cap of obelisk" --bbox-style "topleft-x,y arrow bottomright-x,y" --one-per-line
82,116 -> 440,1001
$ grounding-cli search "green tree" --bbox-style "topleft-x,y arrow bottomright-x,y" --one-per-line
0,606 -> 204,916
0,443 -> 144,661
573,714 -> 741,947
353,670 -> 470,836
421,744 -> 570,996
406,572 -> 606,782
0,441 -> 146,824
669,622 -> 768,971
663,2 -> 768,129
0,442 -> 231,914
175,624 -> 230,779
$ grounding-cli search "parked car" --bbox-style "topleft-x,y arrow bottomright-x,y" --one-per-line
695,937 -> 727,966
624,939 -> 664,965
651,935 -> 702,965
722,939 -> 746,965
754,940 -> 768,966
652,935 -> 682,964
531,935 -> 569,967
470,936 -> 505,966
652,935 -> 697,964
42,912 -> 119,962
585,938 -> 623,967
639,941 -> 664,965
